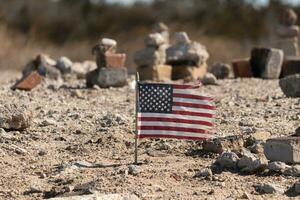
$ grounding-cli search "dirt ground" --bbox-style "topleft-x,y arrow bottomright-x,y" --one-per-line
0,70 -> 299,200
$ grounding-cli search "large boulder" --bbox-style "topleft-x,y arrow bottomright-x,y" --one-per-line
279,74 -> 300,97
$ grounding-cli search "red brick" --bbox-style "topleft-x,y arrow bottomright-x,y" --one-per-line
105,52 -> 126,68
13,71 -> 42,90
281,60 -> 300,77
232,59 -> 253,78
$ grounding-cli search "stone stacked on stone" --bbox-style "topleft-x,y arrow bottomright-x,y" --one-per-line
166,32 -> 209,81
153,22 -> 170,46
134,32 -> 172,81
276,8 -> 300,60
86,38 -> 127,88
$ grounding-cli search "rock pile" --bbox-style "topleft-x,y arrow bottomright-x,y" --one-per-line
134,32 -> 172,81
86,38 -> 127,88
166,32 -> 209,81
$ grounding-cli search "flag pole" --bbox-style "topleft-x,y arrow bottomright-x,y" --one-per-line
134,72 -> 140,165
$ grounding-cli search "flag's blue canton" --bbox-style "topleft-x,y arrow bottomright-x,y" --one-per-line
138,83 -> 173,113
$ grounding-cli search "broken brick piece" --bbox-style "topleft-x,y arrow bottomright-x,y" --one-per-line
232,59 -> 253,78
105,52 -> 126,68
12,71 -> 42,90
281,60 -> 300,77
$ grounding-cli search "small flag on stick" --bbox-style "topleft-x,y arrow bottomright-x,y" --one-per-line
137,82 -> 215,140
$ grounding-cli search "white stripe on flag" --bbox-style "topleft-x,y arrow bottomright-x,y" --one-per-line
172,97 -> 213,105
138,113 -> 214,122
138,130 -> 214,138
138,121 -> 212,130
172,106 -> 215,114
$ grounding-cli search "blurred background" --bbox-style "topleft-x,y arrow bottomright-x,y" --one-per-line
0,0 -> 299,72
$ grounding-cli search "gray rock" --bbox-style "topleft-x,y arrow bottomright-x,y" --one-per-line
248,141 -> 264,154
295,126 -> 300,136
72,61 -> 97,79
56,57 -> 73,74
86,67 -> 127,88
215,152 -> 239,169
264,137 -> 300,164
174,32 -> 191,44
0,103 -> 32,130
128,165 -> 139,175
268,161 -> 290,172
279,74 -> 300,97
238,150 -> 267,173
195,168 -> 213,178
144,33 -> 165,47
201,73 -> 217,85
294,182 -> 300,194
166,33 -> 209,66
134,47 -> 166,67
23,54 -> 60,80
210,63 -> 231,79
283,165 -> 300,176
250,48 -> 283,79
256,183 -> 284,194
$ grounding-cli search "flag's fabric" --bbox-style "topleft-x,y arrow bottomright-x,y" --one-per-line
137,82 -> 215,140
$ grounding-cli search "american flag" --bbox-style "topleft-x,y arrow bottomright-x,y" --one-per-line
137,83 -> 216,140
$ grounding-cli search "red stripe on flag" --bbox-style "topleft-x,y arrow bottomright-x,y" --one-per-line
173,93 -> 213,101
138,126 -> 206,133
173,102 -> 215,110
138,134 -> 208,140
138,116 -> 213,126
172,84 -> 201,89
171,111 -> 214,120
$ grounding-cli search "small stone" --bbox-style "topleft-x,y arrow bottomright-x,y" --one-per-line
56,57 -> 72,74
128,165 -> 139,175
210,63 -> 231,79
144,33 -> 165,47
255,183 -> 284,194
174,32 -> 191,44
201,73 -> 217,85
295,126 -> 300,136
279,74 -> 300,97
281,60 -> 300,77
294,182 -> 300,194
0,104 -> 32,130
101,38 -> 117,47
195,168 -> 213,178
283,165 -> 300,176
71,90 -> 83,99
241,192 -> 251,199
215,152 -> 239,169
12,71 -> 42,91
268,161 -> 290,172
86,67 -> 127,88
248,141 -> 264,154
264,137 -> 300,164
238,150 -> 267,173
38,149 -> 48,156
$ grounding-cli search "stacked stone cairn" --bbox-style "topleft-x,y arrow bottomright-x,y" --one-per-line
86,38 -> 127,88
134,23 -> 172,81
166,32 -> 209,81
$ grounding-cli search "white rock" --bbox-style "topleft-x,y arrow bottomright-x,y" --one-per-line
56,57 -> 73,74
144,33 -> 165,47
174,32 -> 191,44
195,168 -> 213,177
268,161 -> 290,172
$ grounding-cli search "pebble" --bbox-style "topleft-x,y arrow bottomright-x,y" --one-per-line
256,183 -> 284,194
128,165 -> 139,175
195,168 -> 213,178
268,161 -> 290,173
215,152 -> 239,169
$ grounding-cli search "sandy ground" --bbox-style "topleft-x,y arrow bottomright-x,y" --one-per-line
0,70 -> 299,200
